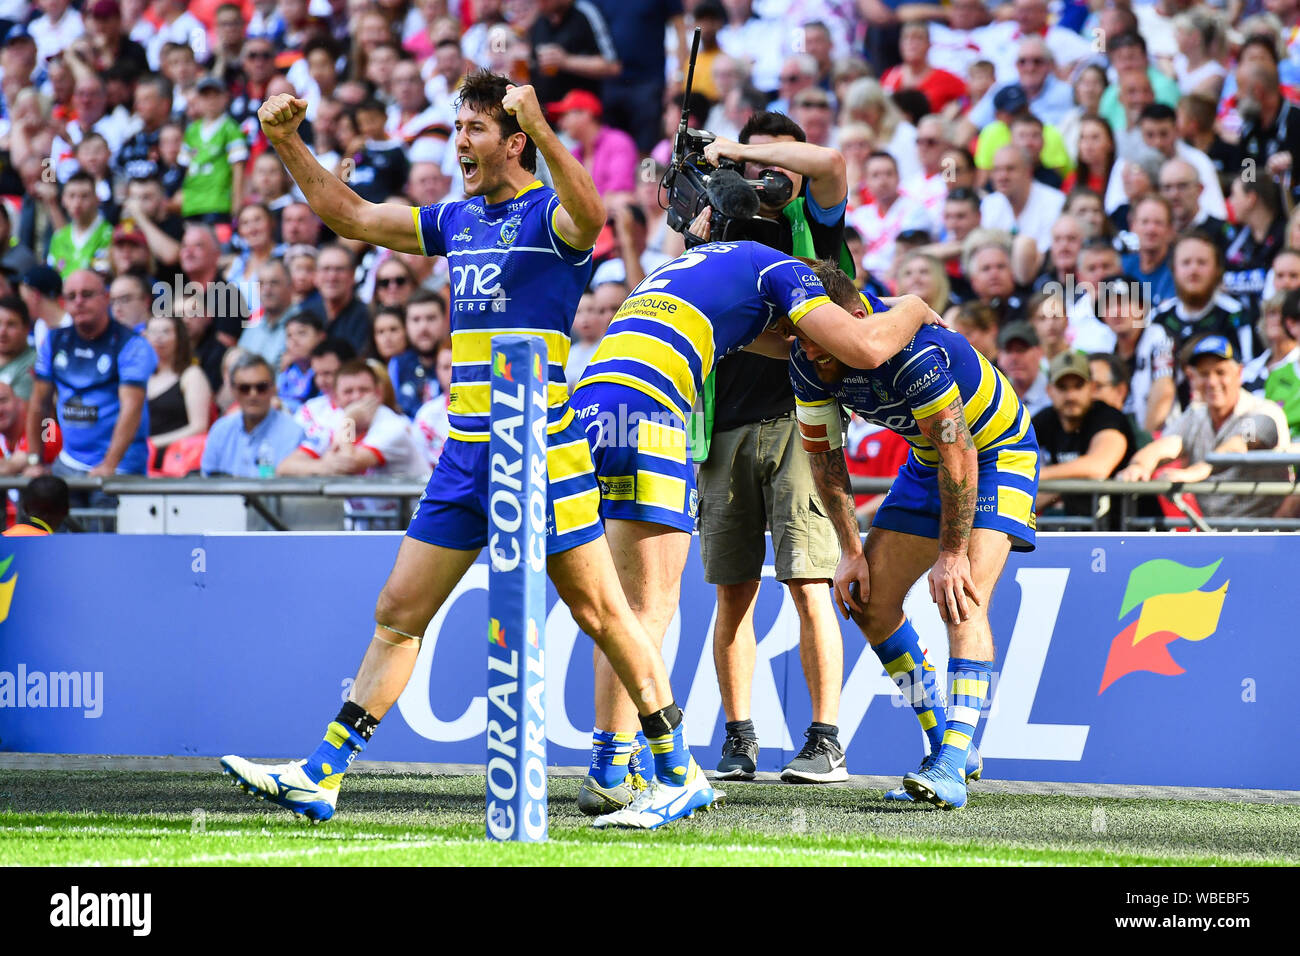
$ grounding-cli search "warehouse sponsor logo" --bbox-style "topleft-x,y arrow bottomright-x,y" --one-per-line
0,664 -> 104,717
1098,558 -> 1228,694
49,886 -> 151,936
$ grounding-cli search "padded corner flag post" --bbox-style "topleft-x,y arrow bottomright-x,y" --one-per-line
486,334 -> 549,842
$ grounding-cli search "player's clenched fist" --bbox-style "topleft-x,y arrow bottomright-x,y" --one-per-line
502,84 -> 545,134
259,93 -> 309,144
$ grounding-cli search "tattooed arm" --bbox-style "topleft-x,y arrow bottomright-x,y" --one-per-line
917,396 -> 981,624
806,441 -> 870,620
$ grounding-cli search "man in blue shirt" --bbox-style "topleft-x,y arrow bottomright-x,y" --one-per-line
201,353 -> 304,477
26,269 -> 156,479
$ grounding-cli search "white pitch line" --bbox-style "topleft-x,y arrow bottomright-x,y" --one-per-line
62,840 -> 452,867
38,832 -> 1060,868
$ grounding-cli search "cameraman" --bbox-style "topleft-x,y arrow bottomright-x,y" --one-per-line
687,112 -> 852,783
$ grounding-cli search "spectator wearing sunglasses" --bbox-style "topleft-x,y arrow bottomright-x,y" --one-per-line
369,257 -> 418,314
962,38 -> 1076,141
201,353 -> 305,477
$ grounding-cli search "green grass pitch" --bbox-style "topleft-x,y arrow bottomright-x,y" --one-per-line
1,770 -> 1297,866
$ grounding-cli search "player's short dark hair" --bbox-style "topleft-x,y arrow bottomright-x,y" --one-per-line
21,475 -> 69,528
355,97 -> 387,116
804,258 -> 859,310
0,294 -> 31,327
1010,112 -> 1044,131
457,68 -> 537,173
739,111 -> 807,145
63,170 -> 95,191
312,338 -> 357,362
336,357 -> 378,383
1139,103 -> 1177,125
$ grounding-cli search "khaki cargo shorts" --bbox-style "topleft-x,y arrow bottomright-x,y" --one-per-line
697,412 -> 840,585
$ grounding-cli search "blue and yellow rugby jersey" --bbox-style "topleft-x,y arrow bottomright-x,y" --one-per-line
790,323 -> 1033,467
413,180 -> 591,442
577,241 -> 849,419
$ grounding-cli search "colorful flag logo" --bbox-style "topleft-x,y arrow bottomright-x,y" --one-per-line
488,618 -> 506,647
1098,558 -> 1228,694
533,352 -> 544,383
527,618 -> 539,648
493,353 -> 513,382
0,555 -> 14,624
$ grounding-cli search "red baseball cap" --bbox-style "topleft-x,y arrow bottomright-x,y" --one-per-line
548,89 -> 602,118
112,222 -> 148,247
89,0 -> 122,19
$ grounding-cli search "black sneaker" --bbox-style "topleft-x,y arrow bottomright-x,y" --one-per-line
780,730 -> 848,783
715,733 -> 759,780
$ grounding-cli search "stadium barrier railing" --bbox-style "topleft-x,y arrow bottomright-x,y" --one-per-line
1,467 -> 1297,532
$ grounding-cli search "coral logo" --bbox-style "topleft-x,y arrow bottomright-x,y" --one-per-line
488,618 -> 506,647
0,555 -> 15,623
493,353 -> 513,382
1098,559 -> 1229,694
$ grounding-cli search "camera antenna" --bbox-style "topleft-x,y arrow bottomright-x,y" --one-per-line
661,27 -> 703,207
679,27 -> 702,140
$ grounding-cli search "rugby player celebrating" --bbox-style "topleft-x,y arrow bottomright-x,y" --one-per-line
219,73 -> 716,829
569,227 -> 942,825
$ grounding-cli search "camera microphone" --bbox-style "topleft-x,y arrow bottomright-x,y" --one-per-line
706,169 -> 760,220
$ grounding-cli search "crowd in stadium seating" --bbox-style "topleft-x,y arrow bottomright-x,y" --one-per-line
1,0 -> 1298,526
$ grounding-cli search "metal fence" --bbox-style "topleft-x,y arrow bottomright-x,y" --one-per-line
3,452 -> 1298,533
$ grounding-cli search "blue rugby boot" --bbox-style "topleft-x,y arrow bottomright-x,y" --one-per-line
578,731 -> 641,816
220,755 -> 340,822
902,757 -> 969,810
885,745 -> 982,802
592,757 -> 718,830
